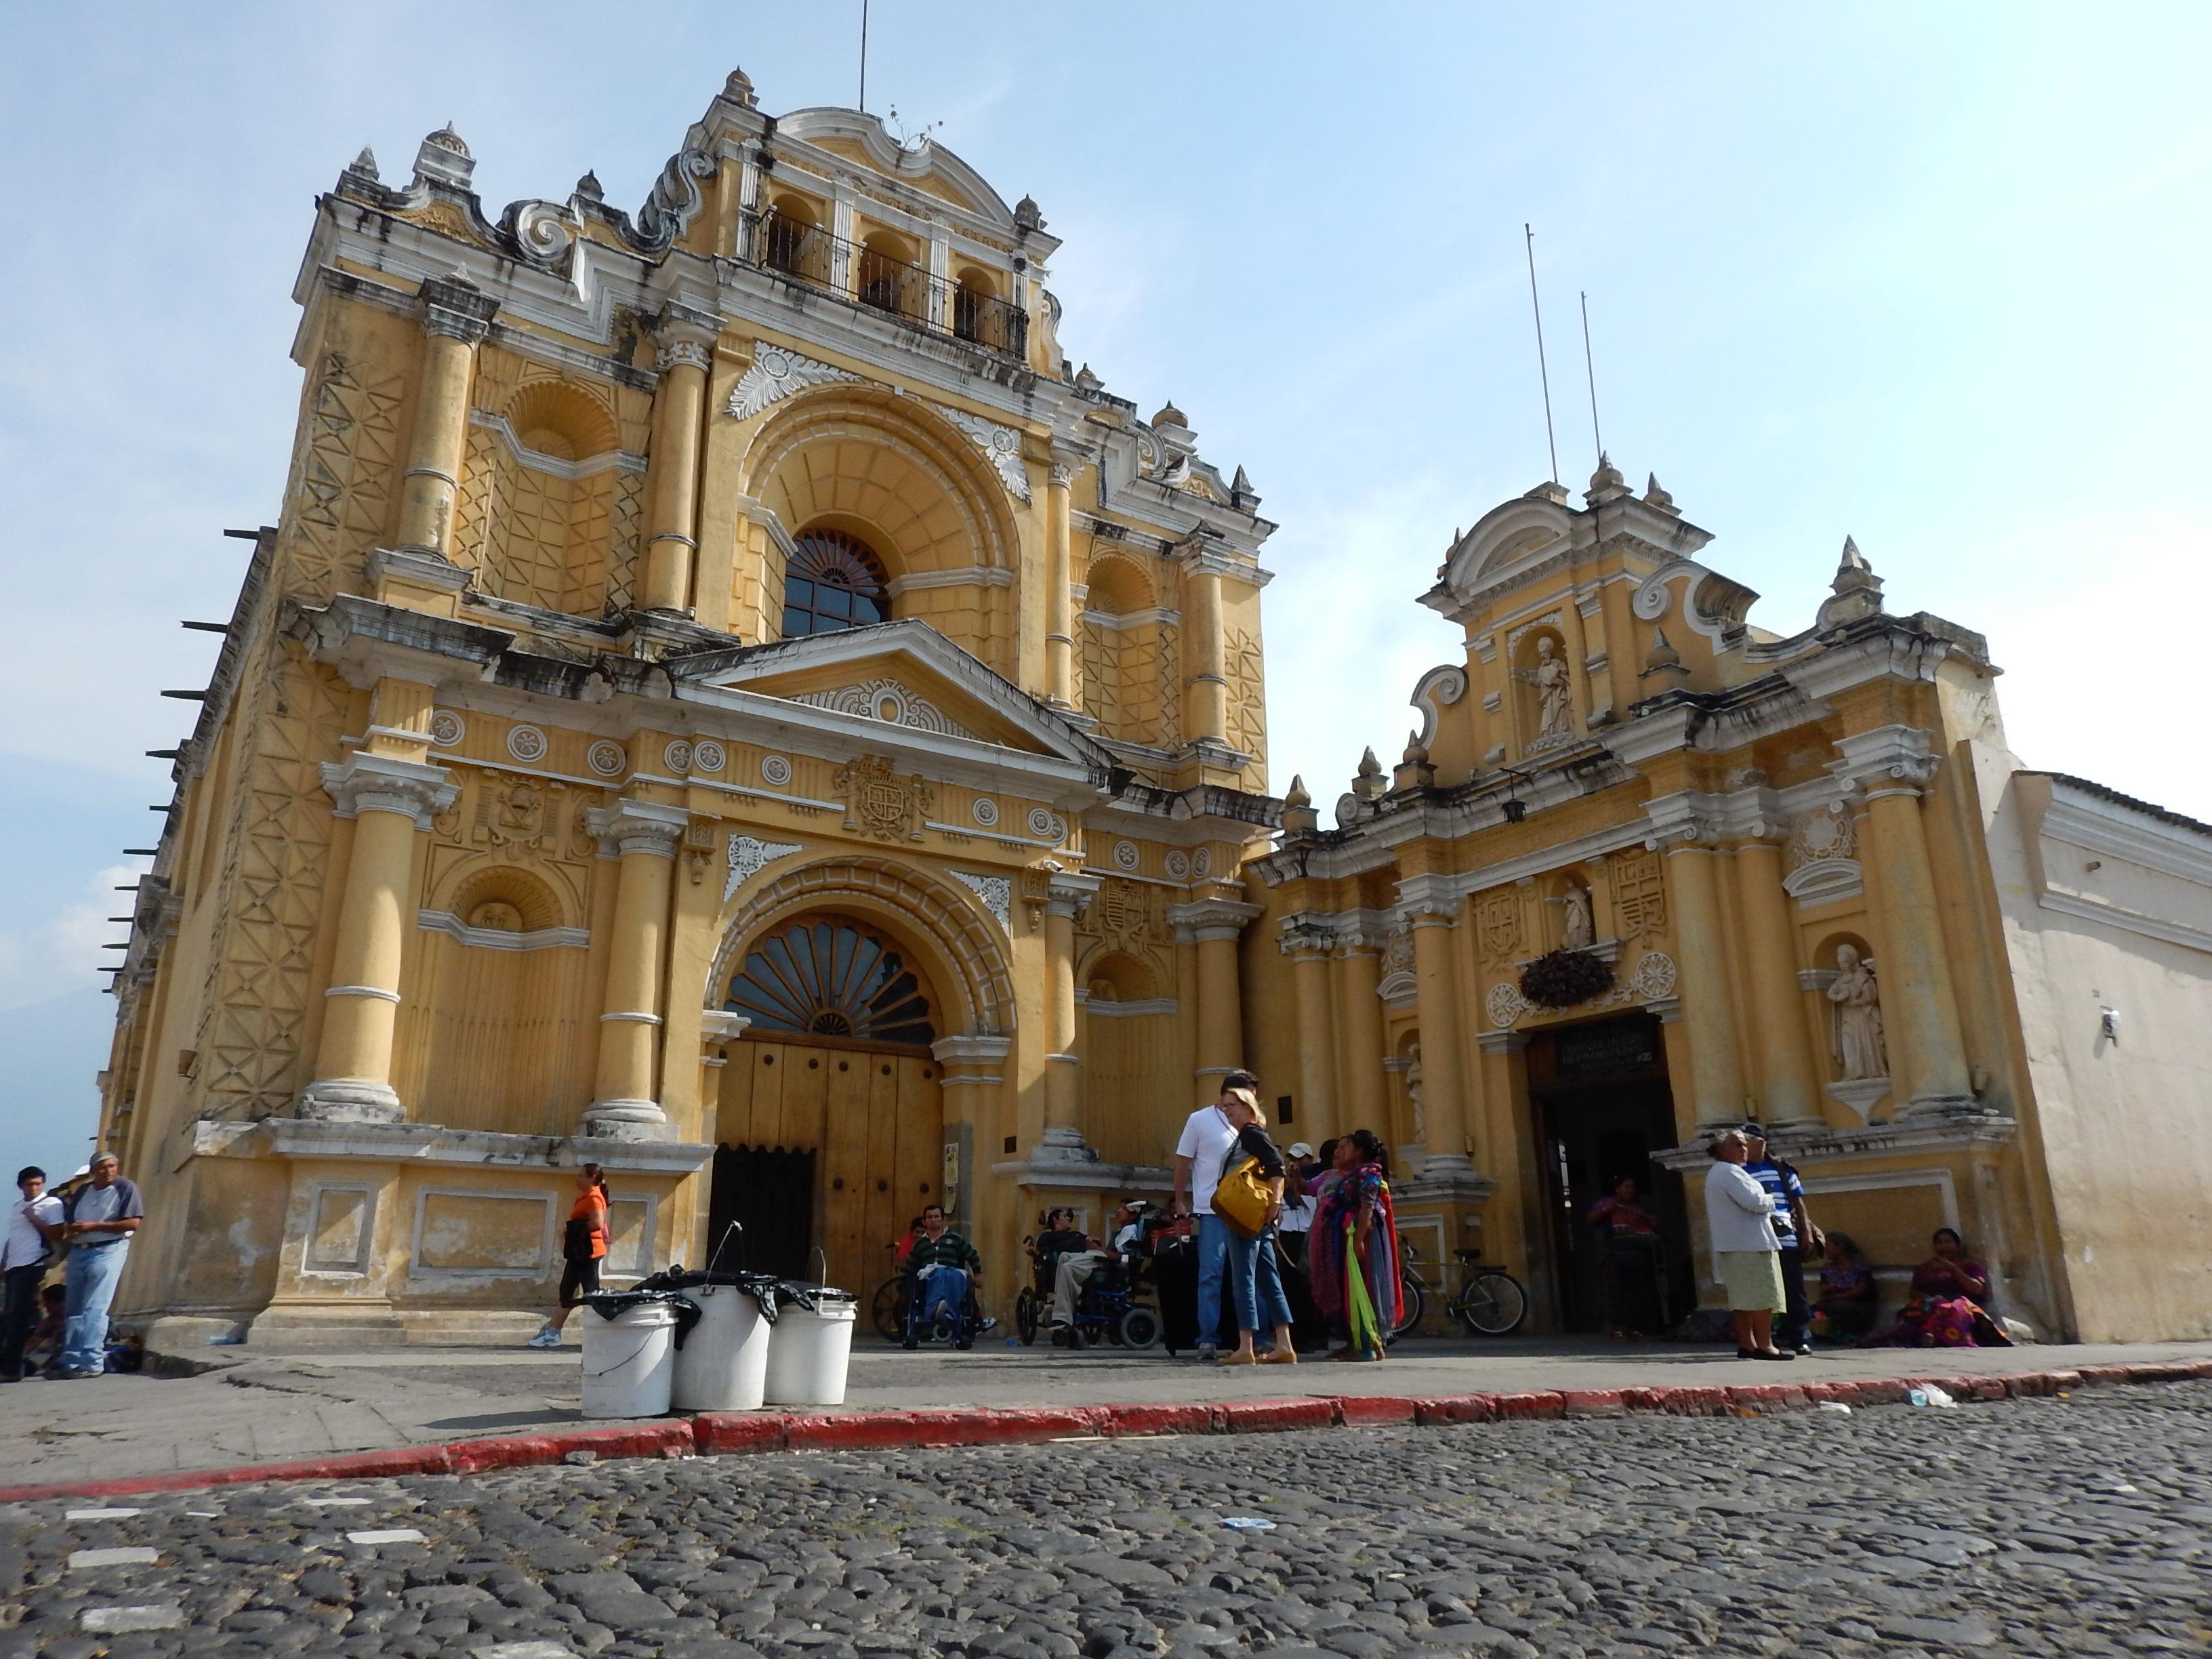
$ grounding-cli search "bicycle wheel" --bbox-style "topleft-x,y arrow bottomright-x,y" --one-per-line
1454,1270 -> 1528,1336
1391,1275 -> 1426,1338
871,1277 -> 905,1343
1015,1286 -> 1041,1346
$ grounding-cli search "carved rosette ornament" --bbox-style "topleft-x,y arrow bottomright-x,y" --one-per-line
725,344 -> 859,420
933,403 -> 1033,503
724,834 -> 802,901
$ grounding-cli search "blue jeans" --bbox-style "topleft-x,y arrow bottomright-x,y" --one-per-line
1195,1213 -> 1233,1348
62,1242 -> 129,1374
1225,1225 -> 1294,1336
909,1265 -> 970,1336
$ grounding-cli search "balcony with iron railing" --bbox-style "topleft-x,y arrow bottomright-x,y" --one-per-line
741,207 -> 1029,361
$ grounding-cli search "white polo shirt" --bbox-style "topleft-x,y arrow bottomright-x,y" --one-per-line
1175,1104 -> 1240,1216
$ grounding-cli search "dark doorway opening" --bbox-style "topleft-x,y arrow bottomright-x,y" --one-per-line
708,1144 -> 817,1279
1528,1014 -> 1694,1333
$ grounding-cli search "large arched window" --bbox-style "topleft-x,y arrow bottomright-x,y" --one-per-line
725,916 -> 937,1048
782,529 -> 888,638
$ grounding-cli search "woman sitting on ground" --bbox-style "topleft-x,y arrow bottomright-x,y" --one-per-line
1863,1227 -> 2011,1348
1308,1130 -> 1401,1362
1808,1231 -> 1879,1343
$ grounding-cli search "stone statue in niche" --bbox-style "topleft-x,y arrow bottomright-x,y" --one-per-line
1514,635 -> 1574,739
1405,1042 -> 1427,1143
1826,943 -> 1888,1080
1561,885 -> 1595,951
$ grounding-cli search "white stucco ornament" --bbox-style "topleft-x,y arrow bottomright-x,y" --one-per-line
692,741 -> 726,774
428,710 -> 464,747
1164,849 -> 1191,881
506,725 -> 548,763
759,754 -> 792,786
724,834 -> 803,901
952,870 -> 1012,933
1486,981 -> 1530,1028
933,403 -> 1033,503
1113,840 -> 1141,872
726,344 -> 859,420
970,796 -> 1000,828
587,740 -> 626,778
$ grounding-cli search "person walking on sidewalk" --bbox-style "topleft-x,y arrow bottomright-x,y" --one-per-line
1704,1131 -> 1792,1362
1171,1069 -> 1260,1359
3,1166 -> 64,1382
1740,1124 -> 1820,1355
1214,1089 -> 1298,1368
55,1153 -> 142,1378
531,1164 -> 610,1349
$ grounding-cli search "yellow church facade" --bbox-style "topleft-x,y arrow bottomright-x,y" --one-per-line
1240,462 -> 2212,1345
98,70 -> 2212,1349
100,71 -> 1277,1346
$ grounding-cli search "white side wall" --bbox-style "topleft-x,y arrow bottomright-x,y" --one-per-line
1986,766 -> 2212,1341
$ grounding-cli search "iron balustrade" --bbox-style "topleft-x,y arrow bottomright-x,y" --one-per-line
743,208 -> 1029,359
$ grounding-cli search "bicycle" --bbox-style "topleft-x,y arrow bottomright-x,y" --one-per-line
1446,1248 -> 1529,1336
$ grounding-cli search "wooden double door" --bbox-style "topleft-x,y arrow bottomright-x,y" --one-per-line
710,1036 -> 943,1298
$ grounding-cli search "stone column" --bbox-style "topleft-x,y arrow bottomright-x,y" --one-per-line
395,275 -> 497,559
1660,836 -> 1747,1130
1040,871 -> 1101,1160
583,800 -> 690,1139
1283,921 -> 1339,1142
1733,835 -> 1822,1127
1179,550 -> 1229,745
1405,893 -> 1475,1174
1333,938 -> 1389,1132
298,754 -> 456,1122
1044,451 -> 1080,707
1833,728 -> 1974,1114
1170,894 -> 1263,1105
640,306 -> 719,613
933,1034 -> 1010,1219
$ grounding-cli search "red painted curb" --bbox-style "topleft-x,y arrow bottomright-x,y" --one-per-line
3,1355 -> 2207,1504
1334,1395 -> 1418,1427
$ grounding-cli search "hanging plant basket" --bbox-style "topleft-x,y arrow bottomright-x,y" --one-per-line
1519,947 -> 1615,1010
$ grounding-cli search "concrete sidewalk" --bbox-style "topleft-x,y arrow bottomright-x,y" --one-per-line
7,1332 -> 2212,1492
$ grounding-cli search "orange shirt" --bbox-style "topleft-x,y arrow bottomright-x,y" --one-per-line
570,1191 -> 609,1259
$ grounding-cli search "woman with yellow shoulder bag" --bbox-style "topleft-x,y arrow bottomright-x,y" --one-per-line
1210,1087 -> 1297,1366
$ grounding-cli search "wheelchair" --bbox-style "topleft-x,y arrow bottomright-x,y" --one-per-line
883,1266 -> 983,1350
1015,1235 -> 1162,1351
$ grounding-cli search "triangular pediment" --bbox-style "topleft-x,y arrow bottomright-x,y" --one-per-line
669,621 -> 1111,769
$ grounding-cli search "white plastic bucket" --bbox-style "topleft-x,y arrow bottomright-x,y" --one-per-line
580,1301 -> 678,1418
762,1294 -> 858,1407
670,1283 -> 771,1412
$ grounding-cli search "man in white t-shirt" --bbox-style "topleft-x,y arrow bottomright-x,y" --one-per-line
3,1166 -> 64,1382
1172,1069 -> 1258,1357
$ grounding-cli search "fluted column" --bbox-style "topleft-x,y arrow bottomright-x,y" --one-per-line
1406,896 -> 1474,1172
1734,836 -> 1822,1126
1040,871 -> 1100,1160
1283,922 -> 1339,1142
1659,831 -> 1747,1130
641,306 -> 718,613
1179,549 -> 1229,745
1171,893 -> 1263,1105
299,754 -> 457,1122
1334,939 -> 1389,1132
583,800 -> 689,1139
395,275 -> 497,559
1833,727 -> 1973,1114
1044,453 -> 1078,707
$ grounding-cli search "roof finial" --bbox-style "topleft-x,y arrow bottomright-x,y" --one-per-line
346,145 -> 380,181
1279,773 -> 1319,838
1586,449 -> 1629,506
1818,535 -> 1885,628
1643,472 -> 1677,515
1284,773 -> 1311,808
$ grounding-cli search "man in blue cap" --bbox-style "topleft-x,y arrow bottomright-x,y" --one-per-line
1740,1124 -> 1819,1355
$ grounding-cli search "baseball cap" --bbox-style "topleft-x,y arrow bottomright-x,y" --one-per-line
1287,1142 -> 1315,1160
1737,1121 -> 1767,1139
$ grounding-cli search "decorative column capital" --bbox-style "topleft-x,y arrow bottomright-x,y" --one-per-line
933,1033 -> 1012,1086
1048,462 -> 1076,489
1395,872 -> 1462,927
1277,916 -> 1337,960
700,1010 -> 752,1044
1168,895 -> 1265,943
419,274 -> 497,344
587,799 -> 689,859
320,753 -> 457,830
1641,789 -> 1728,851
653,304 -> 720,374
1828,724 -> 1941,799
1044,870 -> 1103,920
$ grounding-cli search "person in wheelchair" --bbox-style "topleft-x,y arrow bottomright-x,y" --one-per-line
902,1203 -> 983,1350
1048,1200 -> 1148,1340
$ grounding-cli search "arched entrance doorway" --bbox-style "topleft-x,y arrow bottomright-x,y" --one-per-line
709,913 -> 946,1294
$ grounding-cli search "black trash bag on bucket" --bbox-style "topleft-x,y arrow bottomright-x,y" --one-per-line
582,1288 -> 702,1347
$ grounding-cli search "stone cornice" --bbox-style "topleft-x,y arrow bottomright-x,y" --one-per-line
1828,723 -> 1940,798
1168,895 -> 1265,943
1652,1112 -> 2017,1171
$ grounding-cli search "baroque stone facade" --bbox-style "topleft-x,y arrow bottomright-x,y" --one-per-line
99,71 -> 1277,1345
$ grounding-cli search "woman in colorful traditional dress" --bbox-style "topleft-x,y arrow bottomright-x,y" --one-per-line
1864,1228 -> 2011,1348
1310,1130 -> 1401,1361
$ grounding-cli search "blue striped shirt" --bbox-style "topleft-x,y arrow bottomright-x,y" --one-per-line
1743,1159 -> 1803,1248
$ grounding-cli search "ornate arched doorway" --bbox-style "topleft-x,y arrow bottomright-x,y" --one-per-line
709,912 -> 947,1294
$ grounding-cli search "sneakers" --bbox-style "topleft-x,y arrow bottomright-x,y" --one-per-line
1192,1343 -> 1218,1361
525,1328 -> 563,1350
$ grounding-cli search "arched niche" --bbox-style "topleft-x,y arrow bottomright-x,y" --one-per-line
1078,554 -> 1172,747
457,377 -> 640,618
736,390 -> 1020,674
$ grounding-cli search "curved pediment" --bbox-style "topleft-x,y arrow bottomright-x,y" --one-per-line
776,109 -> 1018,228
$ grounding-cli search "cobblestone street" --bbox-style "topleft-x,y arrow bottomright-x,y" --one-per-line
5,1380 -> 2209,1659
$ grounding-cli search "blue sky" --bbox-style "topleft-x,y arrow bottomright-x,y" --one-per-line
1,3 -> 2206,1182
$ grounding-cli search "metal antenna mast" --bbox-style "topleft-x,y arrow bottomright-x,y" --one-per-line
1579,290 -> 1604,464
1524,224 -> 1559,486
859,0 -> 869,112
